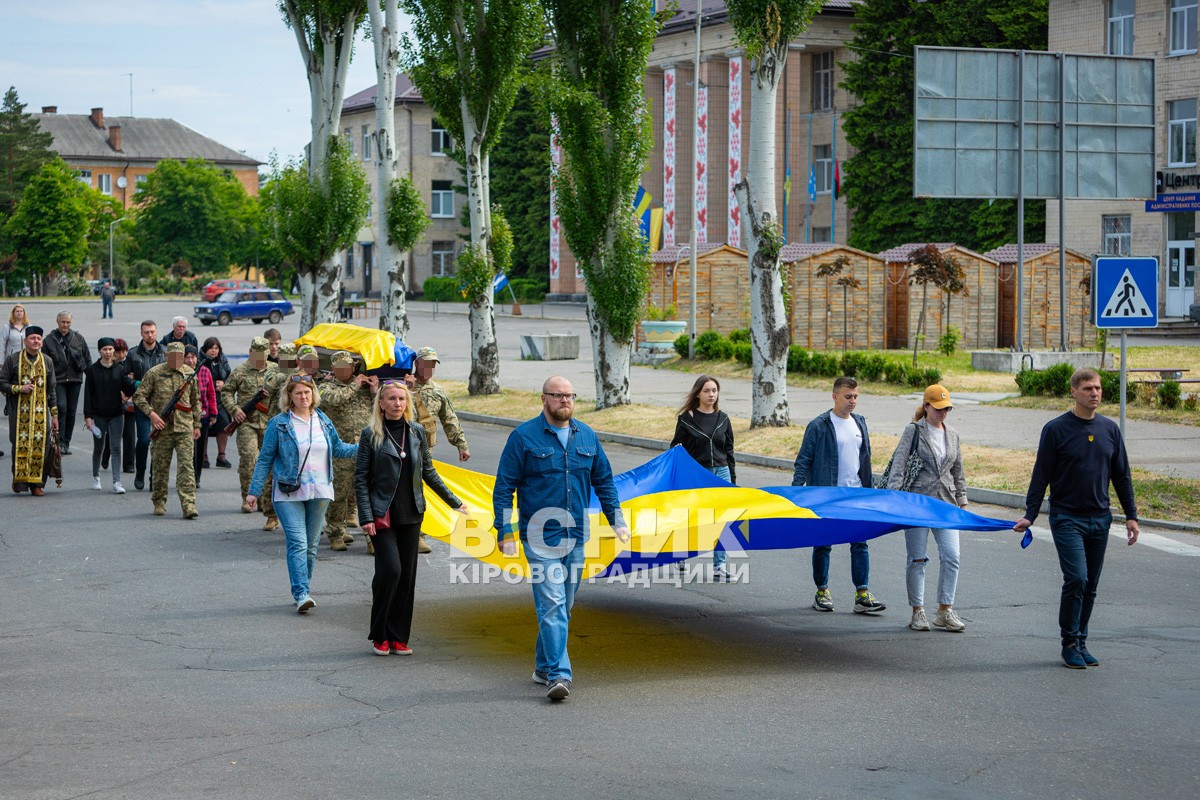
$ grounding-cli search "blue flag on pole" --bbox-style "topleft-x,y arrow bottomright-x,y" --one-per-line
807,164 -> 817,203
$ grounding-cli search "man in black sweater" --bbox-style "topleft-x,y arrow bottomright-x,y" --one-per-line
1014,368 -> 1139,670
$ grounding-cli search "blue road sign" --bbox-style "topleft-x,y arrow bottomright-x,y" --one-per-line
1093,257 -> 1158,329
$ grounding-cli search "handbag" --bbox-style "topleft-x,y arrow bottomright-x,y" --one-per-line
875,423 -> 923,491
278,417 -> 313,495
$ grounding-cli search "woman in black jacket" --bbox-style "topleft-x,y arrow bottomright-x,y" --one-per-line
355,381 -> 467,657
200,337 -> 233,468
83,337 -> 128,493
670,374 -> 737,576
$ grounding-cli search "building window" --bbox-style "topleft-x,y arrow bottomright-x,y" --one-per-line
97,174 -> 112,195
135,174 -> 147,193
343,127 -> 353,149
1108,0 -> 1134,55
1170,0 -> 1198,55
431,180 -> 454,218
76,169 -> 92,187
431,119 -> 452,155
811,226 -> 832,243
1102,214 -> 1131,256
431,240 -> 456,276
361,125 -> 372,161
813,144 -> 832,195
345,249 -> 355,279
812,52 -> 833,112
1169,98 -> 1197,166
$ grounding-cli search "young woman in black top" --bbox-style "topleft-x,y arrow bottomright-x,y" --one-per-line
670,374 -> 737,576
200,337 -> 233,468
355,382 -> 467,656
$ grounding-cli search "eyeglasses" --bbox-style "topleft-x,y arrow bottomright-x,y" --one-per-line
543,392 -> 577,401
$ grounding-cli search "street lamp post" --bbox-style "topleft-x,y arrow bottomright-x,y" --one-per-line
108,216 -> 127,283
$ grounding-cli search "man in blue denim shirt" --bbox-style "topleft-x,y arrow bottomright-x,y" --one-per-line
493,376 -> 630,702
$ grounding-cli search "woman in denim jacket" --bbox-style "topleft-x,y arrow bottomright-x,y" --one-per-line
247,374 -> 358,613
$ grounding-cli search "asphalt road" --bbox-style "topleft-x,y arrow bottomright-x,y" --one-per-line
2,413 -> 1198,799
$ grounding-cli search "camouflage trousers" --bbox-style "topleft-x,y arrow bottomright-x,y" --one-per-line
150,431 -> 196,510
236,425 -> 274,517
324,456 -> 355,539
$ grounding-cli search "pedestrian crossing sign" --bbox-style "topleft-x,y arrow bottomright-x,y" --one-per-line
1093,257 -> 1158,329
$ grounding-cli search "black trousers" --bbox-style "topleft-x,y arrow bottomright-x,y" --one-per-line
369,521 -> 422,644
55,382 -> 82,447
194,418 -> 210,485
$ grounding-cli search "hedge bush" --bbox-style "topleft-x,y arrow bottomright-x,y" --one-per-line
423,276 -> 463,302
728,328 -> 751,344
508,277 -> 546,303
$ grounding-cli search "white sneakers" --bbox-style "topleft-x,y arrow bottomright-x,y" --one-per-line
933,608 -> 966,632
91,477 -> 102,490
909,608 -> 931,631
112,481 -> 126,494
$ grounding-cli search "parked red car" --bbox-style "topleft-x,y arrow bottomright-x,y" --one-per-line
201,279 -> 263,303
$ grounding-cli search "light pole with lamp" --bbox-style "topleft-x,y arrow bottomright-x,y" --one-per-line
108,216 -> 127,283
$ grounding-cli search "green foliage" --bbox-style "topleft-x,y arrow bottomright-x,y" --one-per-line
508,277 -> 546,303
385,173 -> 429,252
262,136 -> 370,274
1183,392 -> 1198,411
884,361 -> 908,385
726,0 -> 824,63
490,205 -> 514,278
541,0 -> 662,344
455,241 -> 492,299
683,335 -> 933,388
729,328 -> 751,344
673,333 -> 690,358
860,354 -> 888,381
486,87 -> 550,279
809,351 -> 841,377
841,0 -> 1047,253
3,159 -> 90,282
839,352 -> 864,376
643,303 -> 676,321
423,275 -> 464,301
938,325 -> 961,357
1016,363 -> 1073,397
909,367 -> 942,388
787,346 -> 811,373
1157,380 -> 1182,410
129,159 -> 256,274
695,330 -> 731,360
0,87 -> 55,220
733,342 -> 753,365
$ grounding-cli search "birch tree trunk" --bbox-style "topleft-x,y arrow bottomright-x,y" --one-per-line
587,291 -> 631,407
462,95 -> 500,394
369,0 -> 408,339
734,44 -> 790,428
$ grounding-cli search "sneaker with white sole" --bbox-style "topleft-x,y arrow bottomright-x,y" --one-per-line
812,589 -> 835,612
933,608 -> 966,632
296,596 -> 316,614
532,670 -> 550,686
853,591 -> 886,614
547,679 -> 571,701
909,608 -> 931,631
90,476 -> 102,490
112,481 -> 126,494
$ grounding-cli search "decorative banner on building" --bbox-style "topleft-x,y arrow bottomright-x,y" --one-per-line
549,117 -> 561,282
727,56 -> 742,248
695,80 -> 708,243
663,68 -> 676,248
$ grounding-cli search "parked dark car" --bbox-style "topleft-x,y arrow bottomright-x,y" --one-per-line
201,278 -> 262,303
87,279 -> 124,295
195,289 -> 294,326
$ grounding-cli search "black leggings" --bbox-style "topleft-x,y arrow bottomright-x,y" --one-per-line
369,521 -> 422,644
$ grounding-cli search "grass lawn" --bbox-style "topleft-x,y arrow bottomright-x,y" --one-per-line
442,380 -> 1200,525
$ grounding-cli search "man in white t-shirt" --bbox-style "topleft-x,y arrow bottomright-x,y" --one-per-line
791,377 -> 886,615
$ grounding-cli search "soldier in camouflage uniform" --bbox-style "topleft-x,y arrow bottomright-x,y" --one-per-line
220,337 -> 278,529
263,342 -> 298,416
406,347 -> 470,553
320,350 -> 377,551
133,342 -> 201,518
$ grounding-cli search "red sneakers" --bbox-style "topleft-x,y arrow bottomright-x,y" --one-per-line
391,641 -> 413,656
372,641 -> 390,656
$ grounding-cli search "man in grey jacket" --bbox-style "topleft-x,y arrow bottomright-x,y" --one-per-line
791,377 -> 886,615
42,310 -> 90,455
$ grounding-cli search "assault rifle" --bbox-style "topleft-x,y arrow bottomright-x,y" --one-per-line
149,370 -> 198,441
223,388 -> 269,435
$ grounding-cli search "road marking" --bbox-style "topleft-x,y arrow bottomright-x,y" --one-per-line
1029,527 -> 1200,557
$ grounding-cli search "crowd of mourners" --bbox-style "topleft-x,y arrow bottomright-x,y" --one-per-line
2,302 -> 1140,700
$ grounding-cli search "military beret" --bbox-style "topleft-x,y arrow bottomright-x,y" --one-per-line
278,343 -> 297,356
297,345 -> 318,359
415,346 -> 439,363
249,337 -> 269,353
331,350 -> 355,366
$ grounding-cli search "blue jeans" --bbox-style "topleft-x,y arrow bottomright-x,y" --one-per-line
1049,512 -> 1111,647
275,498 -> 331,602
710,465 -> 731,568
813,542 -> 869,591
905,527 -> 960,607
134,410 -> 152,476
524,537 -> 587,682
102,298 -> 113,318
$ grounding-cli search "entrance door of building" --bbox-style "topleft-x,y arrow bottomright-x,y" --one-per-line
361,243 -> 373,296
1166,240 -> 1195,317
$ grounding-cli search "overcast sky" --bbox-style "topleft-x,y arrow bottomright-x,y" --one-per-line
0,1 -> 409,168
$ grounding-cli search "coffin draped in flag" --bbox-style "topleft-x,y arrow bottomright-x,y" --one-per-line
420,446 -> 1017,579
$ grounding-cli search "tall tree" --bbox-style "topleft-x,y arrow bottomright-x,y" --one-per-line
487,86 -> 550,281
841,0 -> 1047,253
543,0 -> 661,408
728,0 -> 824,428
403,0 -> 544,395
0,87 -> 55,222
3,159 -> 89,286
262,138 -> 371,333
280,0 -> 367,331
129,159 -> 255,274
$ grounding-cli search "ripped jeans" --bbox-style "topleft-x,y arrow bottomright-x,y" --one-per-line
904,527 -> 960,608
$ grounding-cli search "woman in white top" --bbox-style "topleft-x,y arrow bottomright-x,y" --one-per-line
886,384 -> 969,633
2,304 -> 29,362
246,374 -> 359,613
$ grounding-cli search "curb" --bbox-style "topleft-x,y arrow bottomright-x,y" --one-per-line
456,410 -> 1200,534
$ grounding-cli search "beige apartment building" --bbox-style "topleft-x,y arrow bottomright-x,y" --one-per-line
550,0 -> 860,297
1050,0 -> 1200,318
338,75 -> 468,298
